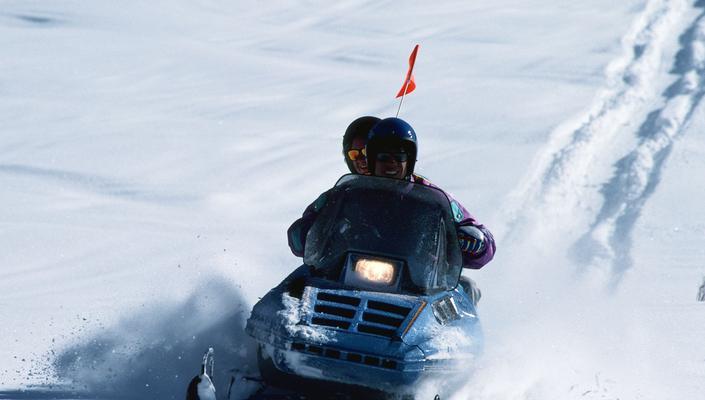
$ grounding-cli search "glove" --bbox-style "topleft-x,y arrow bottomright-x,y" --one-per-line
457,225 -> 486,256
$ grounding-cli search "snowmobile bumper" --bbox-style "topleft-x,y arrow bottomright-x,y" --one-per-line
259,339 -> 427,393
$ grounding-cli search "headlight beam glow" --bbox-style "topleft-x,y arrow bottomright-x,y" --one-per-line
355,258 -> 395,285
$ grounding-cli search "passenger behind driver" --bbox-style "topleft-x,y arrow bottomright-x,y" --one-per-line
342,116 -> 380,176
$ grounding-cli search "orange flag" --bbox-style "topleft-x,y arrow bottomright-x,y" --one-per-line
396,44 -> 419,98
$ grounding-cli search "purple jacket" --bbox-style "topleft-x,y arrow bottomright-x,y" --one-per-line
287,174 -> 495,269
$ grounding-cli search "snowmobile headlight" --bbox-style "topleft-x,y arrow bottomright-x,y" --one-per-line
343,254 -> 402,291
355,258 -> 395,284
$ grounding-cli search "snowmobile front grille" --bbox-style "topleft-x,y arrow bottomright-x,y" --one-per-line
309,289 -> 414,339
290,342 -> 398,370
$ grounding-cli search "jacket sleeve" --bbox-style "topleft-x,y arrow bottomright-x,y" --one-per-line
460,221 -> 496,269
452,199 -> 496,269
287,191 -> 329,257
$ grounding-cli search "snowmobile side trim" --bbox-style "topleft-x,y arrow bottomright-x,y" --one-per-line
401,300 -> 427,338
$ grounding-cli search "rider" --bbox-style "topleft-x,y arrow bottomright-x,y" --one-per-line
288,117 -> 494,302
364,117 -> 495,270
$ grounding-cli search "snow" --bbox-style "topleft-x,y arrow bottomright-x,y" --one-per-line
279,291 -> 334,344
1,0 -> 704,399
425,326 -> 476,361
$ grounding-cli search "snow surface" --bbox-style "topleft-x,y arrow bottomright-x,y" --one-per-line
1,0 -> 704,399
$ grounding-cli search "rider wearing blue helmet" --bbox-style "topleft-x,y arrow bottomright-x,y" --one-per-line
364,117 -> 495,270
364,117 -> 418,180
288,117 -> 495,304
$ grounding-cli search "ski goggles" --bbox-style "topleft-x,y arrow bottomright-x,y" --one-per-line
347,148 -> 367,161
376,152 -> 408,162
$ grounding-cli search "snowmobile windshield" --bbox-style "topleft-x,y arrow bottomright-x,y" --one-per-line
304,174 -> 462,294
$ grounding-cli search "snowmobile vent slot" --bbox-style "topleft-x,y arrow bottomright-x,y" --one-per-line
290,342 -> 398,370
364,356 -> 380,366
366,300 -> 411,316
314,304 -> 356,319
316,292 -> 361,307
362,312 -> 404,327
357,324 -> 396,337
324,349 -> 341,359
311,317 -> 352,329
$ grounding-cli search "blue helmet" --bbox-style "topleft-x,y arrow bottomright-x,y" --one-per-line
366,117 -> 418,178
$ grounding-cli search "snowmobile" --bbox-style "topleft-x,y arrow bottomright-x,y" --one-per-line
245,174 -> 483,399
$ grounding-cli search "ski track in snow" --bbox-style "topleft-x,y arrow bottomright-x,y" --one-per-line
573,1 -> 705,286
507,0 -> 705,287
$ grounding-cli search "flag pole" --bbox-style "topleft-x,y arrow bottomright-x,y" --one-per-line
396,79 -> 410,118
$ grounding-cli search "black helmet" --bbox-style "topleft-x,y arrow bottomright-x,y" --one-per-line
342,116 -> 381,173
366,117 -> 418,178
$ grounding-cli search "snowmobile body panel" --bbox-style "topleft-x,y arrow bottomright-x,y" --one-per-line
245,175 -> 483,395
